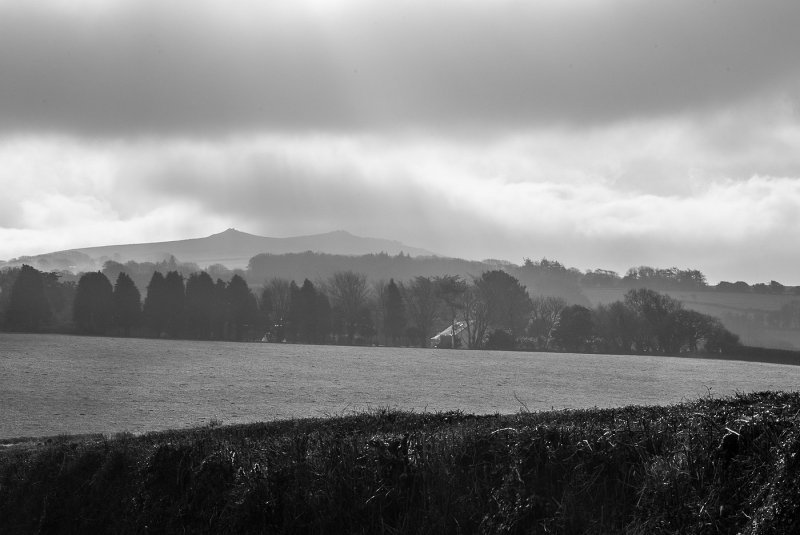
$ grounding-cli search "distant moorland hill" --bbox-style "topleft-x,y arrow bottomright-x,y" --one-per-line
0,228 -> 436,273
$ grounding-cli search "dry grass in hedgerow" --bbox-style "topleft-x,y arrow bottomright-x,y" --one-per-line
2,391 -> 800,534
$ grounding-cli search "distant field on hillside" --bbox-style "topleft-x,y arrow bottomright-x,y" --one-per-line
583,287 -> 797,311
2,333 -> 799,439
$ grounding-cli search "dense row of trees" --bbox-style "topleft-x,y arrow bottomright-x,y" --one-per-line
0,266 -> 75,332
563,289 -> 740,355
87,255 -> 800,314
5,253 -> 799,319
0,263 -> 742,355
108,270 -> 260,340
0,266 -> 261,340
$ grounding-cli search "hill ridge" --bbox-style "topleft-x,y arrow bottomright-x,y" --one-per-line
2,228 -> 436,272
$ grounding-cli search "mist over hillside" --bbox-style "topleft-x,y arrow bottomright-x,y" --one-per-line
247,252 -> 497,287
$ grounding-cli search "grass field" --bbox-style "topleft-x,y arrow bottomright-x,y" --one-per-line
2,333 -> 800,439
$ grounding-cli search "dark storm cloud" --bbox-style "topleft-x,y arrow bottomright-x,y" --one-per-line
1,0 -> 799,137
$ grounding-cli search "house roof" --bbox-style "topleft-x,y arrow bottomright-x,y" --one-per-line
431,320 -> 469,340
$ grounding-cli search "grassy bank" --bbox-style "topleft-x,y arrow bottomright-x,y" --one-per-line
2,392 -> 800,534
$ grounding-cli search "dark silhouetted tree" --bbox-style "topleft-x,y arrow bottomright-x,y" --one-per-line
102,261 -> 127,290
315,292 -> 332,344
402,276 -> 440,347
185,271 -> 216,339
262,278 -> 291,341
593,301 -> 637,354
294,279 -> 319,343
486,328 -> 516,350
475,270 -> 532,339
42,272 -> 76,327
143,272 -> 168,337
259,286 -> 273,327
288,279 -> 332,344
112,272 -> 141,336
328,271 -> 370,345
552,304 -> 594,353
704,318 -> 740,354
73,272 -> 113,334
227,274 -> 260,341
589,289 -> 741,355
0,268 -> 21,327
6,265 -> 51,331
384,279 -> 406,346
212,278 -> 229,339
356,305 -> 376,343
624,288 -> 682,353
285,281 -> 301,342
372,279 -> 389,344
163,271 -> 186,337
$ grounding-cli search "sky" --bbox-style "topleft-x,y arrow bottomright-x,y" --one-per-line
1,0 -> 800,284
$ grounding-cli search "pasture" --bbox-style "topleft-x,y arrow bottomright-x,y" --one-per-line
2,332 -> 800,439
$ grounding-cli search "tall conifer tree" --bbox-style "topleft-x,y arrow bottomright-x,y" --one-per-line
7,265 -> 51,332
185,271 -> 216,339
143,272 -> 167,337
73,272 -> 114,334
112,272 -> 141,336
296,279 -> 318,343
384,278 -> 406,346
227,274 -> 259,341
162,271 -> 186,337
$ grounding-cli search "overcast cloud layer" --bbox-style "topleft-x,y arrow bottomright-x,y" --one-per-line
2,0 -> 800,283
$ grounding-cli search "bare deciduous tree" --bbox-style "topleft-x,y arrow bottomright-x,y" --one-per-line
264,278 -> 292,326
328,271 -> 370,344
529,295 -> 566,349
402,276 -> 440,348
462,284 -> 488,349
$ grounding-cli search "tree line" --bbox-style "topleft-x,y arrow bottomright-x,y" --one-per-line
0,265 -> 261,340
548,289 -> 740,355
4,252 -> 798,315
1,264 -> 741,355
583,264 -> 799,295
